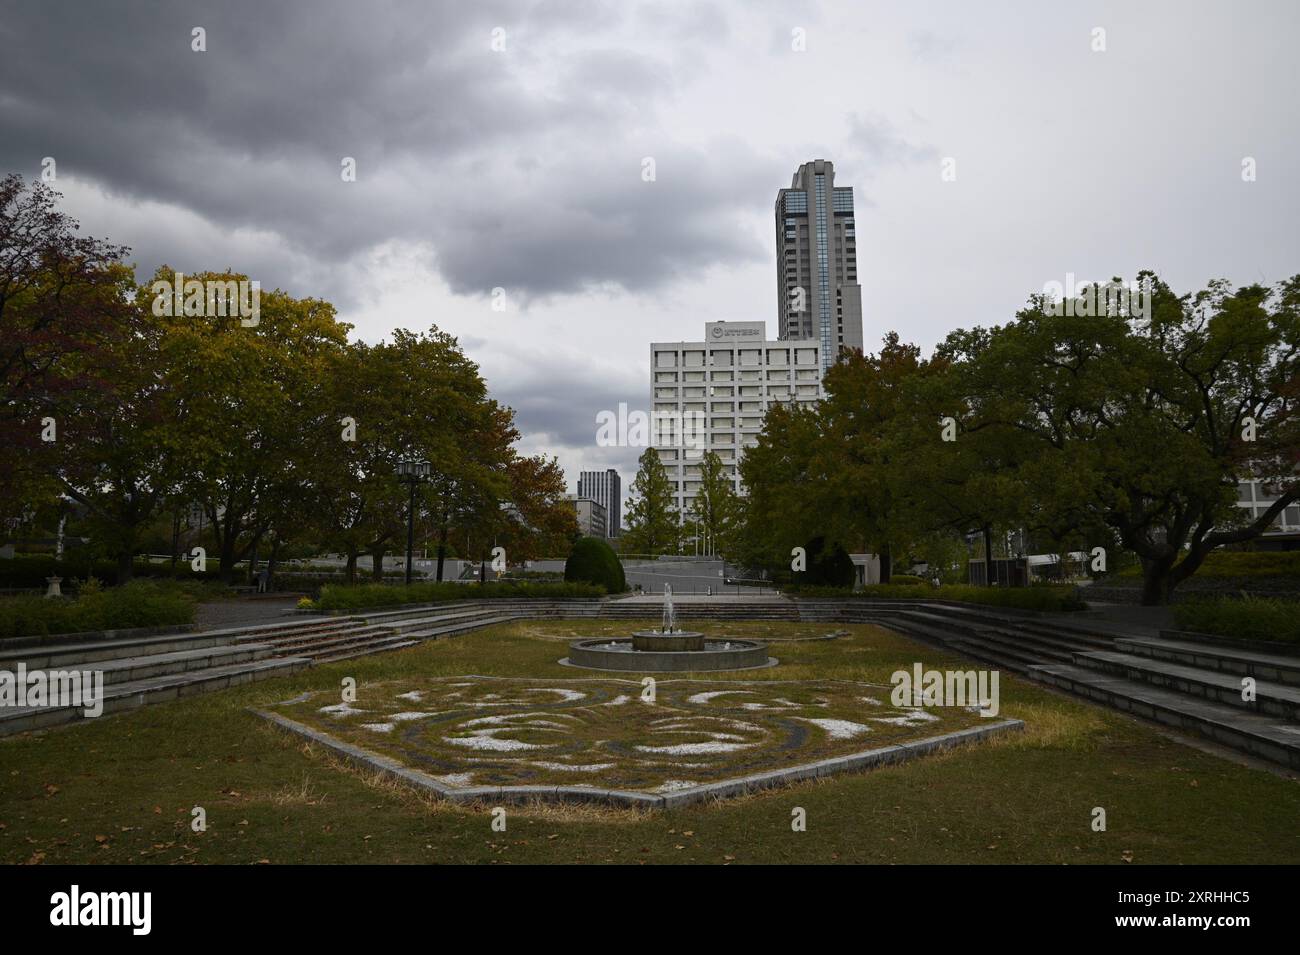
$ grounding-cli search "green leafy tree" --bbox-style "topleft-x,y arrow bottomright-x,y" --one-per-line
52,270 -> 183,581
622,448 -> 679,556
942,273 -> 1300,603
689,451 -> 741,556
734,402 -> 820,577
159,270 -> 348,582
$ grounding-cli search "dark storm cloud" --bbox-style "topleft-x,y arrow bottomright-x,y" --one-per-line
0,0 -> 769,301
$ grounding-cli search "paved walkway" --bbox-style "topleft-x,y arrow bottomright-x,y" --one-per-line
1075,601 -> 1174,637
194,597 -> 302,630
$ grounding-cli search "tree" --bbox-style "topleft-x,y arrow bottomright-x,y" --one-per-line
737,335 -> 940,583
688,451 -> 740,556
160,270 -> 348,582
734,402 -> 820,577
501,454 -> 579,562
52,270 -> 182,581
622,448 -> 679,556
943,273 -> 1300,604
0,174 -> 131,509
813,336 -> 938,582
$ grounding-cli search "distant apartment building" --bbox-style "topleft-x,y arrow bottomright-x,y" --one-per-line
1236,478 -> 1300,548
650,320 -> 821,518
577,469 -> 622,537
776,159 -> 864,373
565,494 -> 608,539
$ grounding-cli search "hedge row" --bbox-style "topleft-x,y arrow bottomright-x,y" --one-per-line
0,581 -> 197,640
313,580 -> 606,612
1173,596 -> 1300,644
0,554 -> 220,588
788,582 -> 1087,612
1116,550 -> 1300,579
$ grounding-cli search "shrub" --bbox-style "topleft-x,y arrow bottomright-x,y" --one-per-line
0,581 -> 197,640
315,580 -> 605,612
1116,550 -> 1300,579
889,574 -> 926,586
1173,596 -> 1300,644
0,554 -> 221,589
564,537 -> 626,593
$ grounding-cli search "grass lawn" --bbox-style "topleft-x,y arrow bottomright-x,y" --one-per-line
3,619 -> 1298,865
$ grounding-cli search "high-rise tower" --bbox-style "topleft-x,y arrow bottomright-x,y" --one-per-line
775,160 -> 863,372
577,469 -> 622,537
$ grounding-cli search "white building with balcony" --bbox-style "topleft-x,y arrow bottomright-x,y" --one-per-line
650,321 -> 821,519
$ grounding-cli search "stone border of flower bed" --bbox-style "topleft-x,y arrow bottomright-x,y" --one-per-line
251,704 -> 1024,810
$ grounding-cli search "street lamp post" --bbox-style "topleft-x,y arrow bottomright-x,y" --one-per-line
396,458 -> 432,585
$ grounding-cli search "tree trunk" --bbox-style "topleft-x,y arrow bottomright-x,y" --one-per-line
370,548 -> 385,581
344,552 -> 358,585
1140,570 -> 1170,606
879,541 -> 892,584
266,541 -> 281,590
436,525 -> 448,582
116,550 -> 134,585
980,525 -> 994,586
218,540 -> 238,584
1139,555 -> 1176,606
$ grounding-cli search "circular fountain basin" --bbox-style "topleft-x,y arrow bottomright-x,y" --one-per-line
564,637 -> 774,672
632,629 -> 705,652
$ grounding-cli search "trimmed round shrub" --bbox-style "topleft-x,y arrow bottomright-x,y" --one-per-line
564,537 -> 625,593
890,574 -> 926,586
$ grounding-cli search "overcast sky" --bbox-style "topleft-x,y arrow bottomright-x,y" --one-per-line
3,0 -> 1297,488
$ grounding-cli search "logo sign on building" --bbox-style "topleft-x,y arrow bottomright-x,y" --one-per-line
705,321 -> 765,341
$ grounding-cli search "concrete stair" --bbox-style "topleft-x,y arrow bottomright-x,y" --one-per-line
0,634 -> 309,736
1030,662 -> 1300,770
790,597 -> 1300,770
600,599 -> 798,621
1115,636 -> 1300,687
1068,650 -> 1300,721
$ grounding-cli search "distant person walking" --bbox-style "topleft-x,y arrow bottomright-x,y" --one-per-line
256,567 -> 269,593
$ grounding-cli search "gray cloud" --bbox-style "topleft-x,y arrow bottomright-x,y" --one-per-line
0,0 -> 770,304
844,112 -> 939,169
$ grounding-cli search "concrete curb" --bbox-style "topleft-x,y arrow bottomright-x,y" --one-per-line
251,707 -> 1024,810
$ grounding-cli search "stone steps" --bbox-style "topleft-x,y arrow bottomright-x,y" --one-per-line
0,654 -> 310,736
1072,649 -> 1300,721
400,613 -> 529,641
236,622 -> 393,650
311,638 -> 420,663
1115,636 -> 1300,687
966,627 -> 1079,664
2,631 -> 238,670
75,642 -> 278,686
828,601 -> 1300,770
1030,663 -> 1300,770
